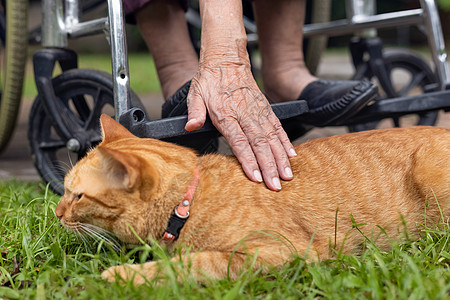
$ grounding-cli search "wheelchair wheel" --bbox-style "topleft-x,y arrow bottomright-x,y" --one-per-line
0,0 -> 28,152
349,49 -> 439,132
28,69 -> 144,195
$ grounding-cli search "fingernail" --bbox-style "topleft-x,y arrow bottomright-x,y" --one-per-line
289,148 -> 297,157
285,167 -> 293,178
185,119 -> 198,131
272,177 -> 282,190
186,118 -> 197,126
254,170 -> 263,182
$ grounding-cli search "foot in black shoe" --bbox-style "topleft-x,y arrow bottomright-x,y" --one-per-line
161,81 -> 191,118
298,79 -> 378,126
161,80 -> 218,154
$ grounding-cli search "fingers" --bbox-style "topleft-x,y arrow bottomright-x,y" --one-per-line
242,116 -> 294,191
262,123 -> 294,182
269,113 -> 298,160
220,121 -> 264,184
220,112 -> 294,192
185,87 -> 207,132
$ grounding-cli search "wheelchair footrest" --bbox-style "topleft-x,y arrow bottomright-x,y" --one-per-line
121,100 -> 308,140
344,90 -> 450,125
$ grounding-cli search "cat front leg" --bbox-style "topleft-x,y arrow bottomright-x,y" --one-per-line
102,261 -> 160,286
101,250 -> 262,285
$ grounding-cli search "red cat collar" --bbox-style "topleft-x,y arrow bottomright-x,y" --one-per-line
162,167 -> 199,242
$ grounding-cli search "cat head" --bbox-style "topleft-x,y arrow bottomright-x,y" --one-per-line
55,114 -> 198,244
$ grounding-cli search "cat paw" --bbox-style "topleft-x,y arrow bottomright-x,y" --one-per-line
101,264 -> 149,286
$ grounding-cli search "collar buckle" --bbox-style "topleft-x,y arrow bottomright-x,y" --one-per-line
174,205 -> 190,219
161,167 -> 199,242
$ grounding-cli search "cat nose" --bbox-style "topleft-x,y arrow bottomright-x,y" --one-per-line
55,210 -> 63,220
55,202 -> 66,220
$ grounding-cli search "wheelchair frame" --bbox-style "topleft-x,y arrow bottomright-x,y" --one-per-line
36,0 -> 450,140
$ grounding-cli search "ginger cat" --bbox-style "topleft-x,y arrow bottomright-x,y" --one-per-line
55,114 -> 450,285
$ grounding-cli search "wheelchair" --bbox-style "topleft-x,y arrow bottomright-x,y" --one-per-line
1,0 -> 449,195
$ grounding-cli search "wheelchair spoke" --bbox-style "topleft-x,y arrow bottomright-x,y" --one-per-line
38,139 -> 66,151
61,104 -> 85,133
85,87 -> 108,130
397,71 -> 426,97
72,95 -> 92,122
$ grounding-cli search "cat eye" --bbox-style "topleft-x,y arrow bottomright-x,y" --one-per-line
76,193 -> 83,200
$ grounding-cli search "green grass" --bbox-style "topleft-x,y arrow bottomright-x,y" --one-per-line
22,53 -> 161,99
0,180 -> 449,299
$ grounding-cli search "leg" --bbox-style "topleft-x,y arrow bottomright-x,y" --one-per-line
253,0 -> 316,102
135,0 -> 198,99
101,251 -> 250,285
101,245 -> 298,285
253,0 -> 378,126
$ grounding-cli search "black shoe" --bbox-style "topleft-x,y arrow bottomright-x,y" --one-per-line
298,79 -> 378,126
161,80 -> 218,154
161,81 -> 191,118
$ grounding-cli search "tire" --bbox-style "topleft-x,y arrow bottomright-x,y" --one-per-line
28,69 -> 144,195
349,49 -> 439,132
0,0 -> 28,153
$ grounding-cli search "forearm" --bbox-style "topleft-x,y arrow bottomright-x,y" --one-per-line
198,0 -> 249,66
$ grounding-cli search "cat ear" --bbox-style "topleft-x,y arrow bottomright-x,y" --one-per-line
97,146 -> 141,191
99,114 -> 136,144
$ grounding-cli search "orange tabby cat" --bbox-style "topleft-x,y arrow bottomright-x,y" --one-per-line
55,114 -> 450,285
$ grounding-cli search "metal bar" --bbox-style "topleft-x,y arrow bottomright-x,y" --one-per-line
345,0 -> 377,37
247,33 -> 258,45
420,0 -> 450,88
243,15 -> 257,34
303,9 -> 423,38
41,0 -> 67,47
106,0 -> 132,120
64,0 -> 79,28
185,8 -> 201,29
66,17 -> 108,38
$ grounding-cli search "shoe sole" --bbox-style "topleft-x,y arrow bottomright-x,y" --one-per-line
305,81 -> 378,127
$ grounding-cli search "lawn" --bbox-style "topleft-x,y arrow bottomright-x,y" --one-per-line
0,180 -> 449,299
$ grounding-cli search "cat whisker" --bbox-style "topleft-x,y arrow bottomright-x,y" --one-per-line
74,227 -> 91,250
63,225 -> 87,251
56,160 -> 73,174
64,221 -> 123,255
41,164 -> 70,180
81,223 -> 114,239
43,152 -> 78,177
80,223 -> 122,252
67,152 -> 74,169
80,226 -> 106,241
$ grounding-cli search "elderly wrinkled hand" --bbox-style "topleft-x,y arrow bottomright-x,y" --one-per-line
184,52 -> 296,191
